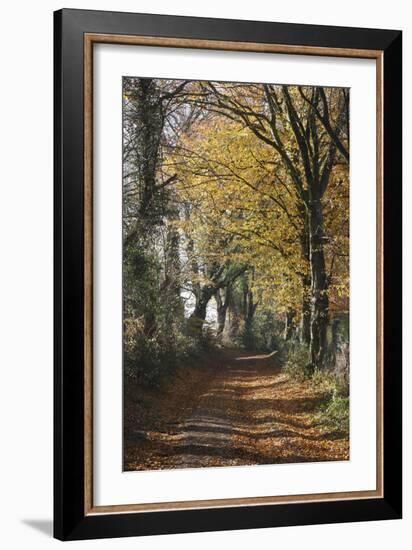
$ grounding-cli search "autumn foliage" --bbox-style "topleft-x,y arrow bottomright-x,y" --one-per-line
122,77 -> 350,469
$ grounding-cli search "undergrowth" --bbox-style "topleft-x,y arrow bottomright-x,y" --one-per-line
281,342 -> 350,434
311,371 -> 350,433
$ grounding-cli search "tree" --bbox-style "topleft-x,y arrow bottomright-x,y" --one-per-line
186,82 -> 348,369
122,77 -> 349,381
122,78 -> 192,379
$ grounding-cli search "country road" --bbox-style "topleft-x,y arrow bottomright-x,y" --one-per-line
124,351 -> 349,471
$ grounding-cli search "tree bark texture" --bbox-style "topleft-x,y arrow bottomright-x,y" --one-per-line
308,199 -> 329,370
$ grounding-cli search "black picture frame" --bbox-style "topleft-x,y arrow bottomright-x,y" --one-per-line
54,8 -> 402,541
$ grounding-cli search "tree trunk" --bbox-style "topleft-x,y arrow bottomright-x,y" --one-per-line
329,318 -> 341,370
188,286 -> 214,336
283,310 -> 295,341
215,287 -> 231,339
308,200 -> 329,370
164,216 -> 183,325
299,205 -> 311,345
243,288 -> 258,349
131,79 -> 164,223
123,79 -> 164,340
227,299 -> 241,342
301,276 -> 311,344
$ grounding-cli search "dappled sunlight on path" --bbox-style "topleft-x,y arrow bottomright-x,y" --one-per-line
124,351 -> 349,471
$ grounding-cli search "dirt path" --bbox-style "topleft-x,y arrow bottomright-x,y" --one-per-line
124,351 -> 349,470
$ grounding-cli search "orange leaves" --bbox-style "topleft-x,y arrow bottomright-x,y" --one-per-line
124,350 -> 349,471
163,81 -> 349,319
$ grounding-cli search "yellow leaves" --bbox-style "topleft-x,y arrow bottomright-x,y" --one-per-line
163,81 -> 349,317
171,115 -> 305,310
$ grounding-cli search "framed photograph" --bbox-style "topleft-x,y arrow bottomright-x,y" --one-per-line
54,8 -> 402,541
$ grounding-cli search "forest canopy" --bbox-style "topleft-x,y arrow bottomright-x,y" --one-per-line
122,77 -> 349,386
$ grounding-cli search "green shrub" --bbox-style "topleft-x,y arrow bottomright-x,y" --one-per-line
311,369 -> 350,433
282,343 -> 312,381
320,392 -> 350,432
281,342 -> 350,434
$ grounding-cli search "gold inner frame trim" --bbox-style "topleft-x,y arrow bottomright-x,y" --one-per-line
84,32 -> 384,515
